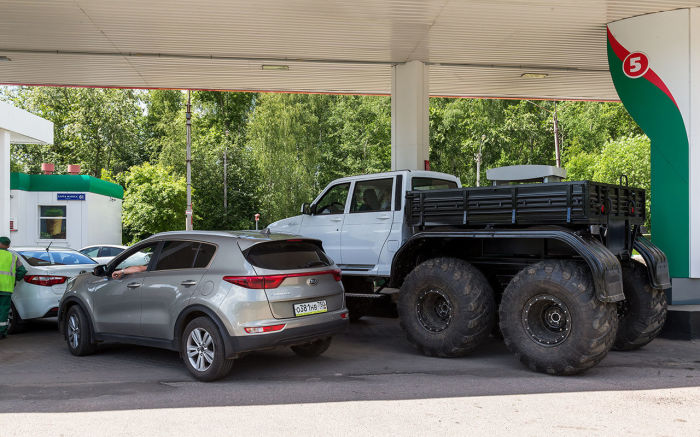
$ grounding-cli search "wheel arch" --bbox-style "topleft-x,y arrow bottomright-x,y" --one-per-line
390,229 -> 625,303
58,296 -> 96,341
173,305 -> 235,356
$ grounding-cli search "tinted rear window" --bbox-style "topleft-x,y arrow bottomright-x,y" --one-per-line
411,177 -> 458,191
19,251 -> 97,266
244,241 -> 332,270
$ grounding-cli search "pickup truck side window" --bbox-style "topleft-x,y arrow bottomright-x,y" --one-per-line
315,183 -> 350,215
412,177 -> 458,191
350,178 -> 393,213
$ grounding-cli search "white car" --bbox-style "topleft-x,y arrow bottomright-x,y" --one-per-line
8,247 -> 97,333
78,244 -> 127,264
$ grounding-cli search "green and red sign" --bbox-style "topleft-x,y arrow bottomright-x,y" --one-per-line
607,10 -> 693,278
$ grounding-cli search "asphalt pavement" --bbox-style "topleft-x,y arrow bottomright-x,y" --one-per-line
1,317 -> 699,436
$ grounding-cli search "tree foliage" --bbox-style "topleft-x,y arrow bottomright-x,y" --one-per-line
119,163 -> 187,244
2,86 -> 144,176
567,135 -> 651,228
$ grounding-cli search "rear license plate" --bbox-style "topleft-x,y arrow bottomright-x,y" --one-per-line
294,300 -> 328,317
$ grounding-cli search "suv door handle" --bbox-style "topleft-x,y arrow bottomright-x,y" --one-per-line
329,217 -> 343,222
377,215 -> 391,220
126,282 -> 141,289
180,280 -> 198,286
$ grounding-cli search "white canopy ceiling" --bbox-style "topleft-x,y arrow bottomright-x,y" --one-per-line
1,0 -> 699,99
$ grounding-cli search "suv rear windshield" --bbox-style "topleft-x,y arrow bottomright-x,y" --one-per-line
18,250 -> 97,266
411,177 -> 458,191
244,241 -> 332,270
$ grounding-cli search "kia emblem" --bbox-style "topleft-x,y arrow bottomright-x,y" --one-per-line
307,278 -> 319,286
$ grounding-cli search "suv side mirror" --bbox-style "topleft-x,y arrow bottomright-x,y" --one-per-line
309,203 -> 317,215
301,202 -> 311,215
93,265 -> 106,276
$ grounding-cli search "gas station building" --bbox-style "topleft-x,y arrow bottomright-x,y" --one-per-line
0,1 -> 699,315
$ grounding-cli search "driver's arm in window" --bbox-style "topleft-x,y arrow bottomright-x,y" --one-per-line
112,264 -> 147,279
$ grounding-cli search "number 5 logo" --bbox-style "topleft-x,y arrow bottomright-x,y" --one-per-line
623,52 -> 650,79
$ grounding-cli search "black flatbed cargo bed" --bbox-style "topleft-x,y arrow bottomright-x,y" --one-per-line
405,180 -> 645,228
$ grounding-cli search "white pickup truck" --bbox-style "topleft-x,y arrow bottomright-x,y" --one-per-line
268,170 -> 460,278
268,167 -> 669,376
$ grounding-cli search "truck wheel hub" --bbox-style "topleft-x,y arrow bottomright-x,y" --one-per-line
416,289 -> 453,333
522,294 -> 572,347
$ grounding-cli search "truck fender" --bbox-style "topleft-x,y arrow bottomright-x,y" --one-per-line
633,235 -> 671,289
390,229 -> 625,303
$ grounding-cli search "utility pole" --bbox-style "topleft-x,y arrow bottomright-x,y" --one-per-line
553,101 -> 561,168
524,100 -> 562,168
223,130 -> 228,212
475,134 -> 485,187
185,90 -> 193,230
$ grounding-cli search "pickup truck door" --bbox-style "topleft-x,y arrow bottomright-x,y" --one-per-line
339,177 -> 395,271
298,182 -> 351,265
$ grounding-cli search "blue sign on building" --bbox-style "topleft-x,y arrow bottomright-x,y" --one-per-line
57,193 -> 86,201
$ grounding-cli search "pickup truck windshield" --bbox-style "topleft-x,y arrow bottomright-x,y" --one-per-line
411,177 -> 458,191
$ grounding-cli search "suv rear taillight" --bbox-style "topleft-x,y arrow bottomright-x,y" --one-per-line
224,269 -> 341,289
24,275 -> 68,286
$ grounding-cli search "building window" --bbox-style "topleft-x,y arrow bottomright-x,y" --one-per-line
39,206 -> 67,239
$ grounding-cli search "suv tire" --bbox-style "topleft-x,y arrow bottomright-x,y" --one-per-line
65,305 -> 97,356
613,261 -> 667,351
181,317 -> 233,382
499,260 -> 618,375
291,337 -> 332,357
398,257 -> 495,358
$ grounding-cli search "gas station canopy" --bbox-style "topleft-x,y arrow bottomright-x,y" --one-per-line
1,0 -> 698,100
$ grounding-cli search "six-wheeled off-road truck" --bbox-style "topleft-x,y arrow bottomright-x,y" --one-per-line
268,165 -> 670,375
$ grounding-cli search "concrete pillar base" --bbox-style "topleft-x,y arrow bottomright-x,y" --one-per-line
660,305 -> 700,340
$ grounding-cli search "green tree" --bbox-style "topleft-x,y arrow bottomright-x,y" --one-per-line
246,93 -> 328,223
120,163 -> 187,243
155,90 -> 260,230
566,135 -> 651,228
1,86 -> 145,176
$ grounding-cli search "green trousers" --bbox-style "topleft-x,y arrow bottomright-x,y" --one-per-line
0,293 -> 11,335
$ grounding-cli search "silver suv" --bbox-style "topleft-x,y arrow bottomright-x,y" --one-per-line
58,231 -> 349,381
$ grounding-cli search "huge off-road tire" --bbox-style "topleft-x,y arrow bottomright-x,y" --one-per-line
499,260 -> 618,375
613,260 -> 667,351
181,317 -> 234,382
398,257 -> 495,358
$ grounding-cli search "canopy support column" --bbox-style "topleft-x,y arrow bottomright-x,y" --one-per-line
391,60 -> 429,171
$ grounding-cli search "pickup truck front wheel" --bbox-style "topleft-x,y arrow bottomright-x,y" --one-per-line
398,257 -> 495,358
499,260 -> 618,375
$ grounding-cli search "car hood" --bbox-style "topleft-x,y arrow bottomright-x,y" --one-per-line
266,215 -> 303,235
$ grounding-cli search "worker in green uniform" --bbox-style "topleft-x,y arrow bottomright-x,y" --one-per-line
0,236 -> 26,339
